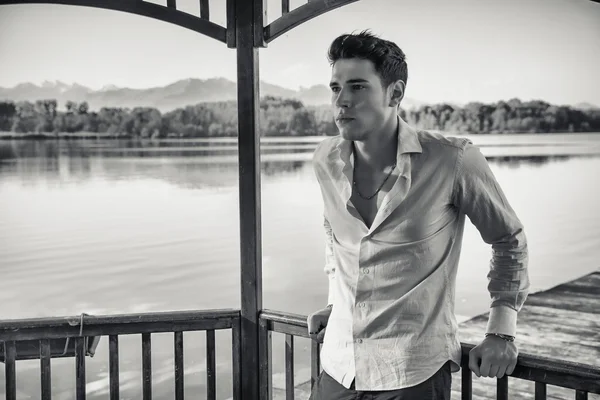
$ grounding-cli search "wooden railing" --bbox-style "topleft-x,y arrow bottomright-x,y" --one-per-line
259,309 -> 600,400
0,309 -> 240,400
2,309 -> 599,399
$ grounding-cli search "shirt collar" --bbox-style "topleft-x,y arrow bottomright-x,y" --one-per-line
327,115 -> 422,168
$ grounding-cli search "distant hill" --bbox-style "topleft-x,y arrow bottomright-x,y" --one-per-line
0,78 -> 424,112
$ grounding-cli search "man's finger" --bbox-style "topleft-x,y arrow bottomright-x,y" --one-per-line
506,360 -> 517,376
496,364 -> 507,379
488,364 -> 499,379
468,349 -> 481,377
479,357 -> 491,378
316,328 -> 327,343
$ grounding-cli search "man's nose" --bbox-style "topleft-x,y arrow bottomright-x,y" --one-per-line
334,88 -> 351,108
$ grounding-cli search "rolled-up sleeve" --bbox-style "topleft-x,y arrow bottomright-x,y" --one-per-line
452,141 -> 530,337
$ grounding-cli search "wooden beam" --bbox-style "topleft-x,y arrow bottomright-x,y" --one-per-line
264,0 -> 359,43
254,0 -> 268,47
0,0 -> 227,44
236,0 -> 263,399
200,0 -> 209,20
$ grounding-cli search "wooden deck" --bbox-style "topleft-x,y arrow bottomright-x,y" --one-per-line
455,269 -> 600,400
275,270 -> 600,399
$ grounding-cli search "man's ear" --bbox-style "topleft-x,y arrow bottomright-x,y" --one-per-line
388,80 -> 405,107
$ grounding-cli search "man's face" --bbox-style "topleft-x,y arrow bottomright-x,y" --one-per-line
329,58 -> 392,141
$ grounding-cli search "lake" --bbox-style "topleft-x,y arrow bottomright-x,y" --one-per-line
1,133 -> 599,399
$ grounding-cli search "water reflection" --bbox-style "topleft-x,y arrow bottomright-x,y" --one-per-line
1,137 -> 599,190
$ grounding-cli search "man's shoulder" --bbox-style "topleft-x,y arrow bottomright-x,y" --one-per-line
312,135 -> 343,164
415,129 -> 473,154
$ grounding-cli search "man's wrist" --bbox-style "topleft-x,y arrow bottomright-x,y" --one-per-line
485,332 -> 515,342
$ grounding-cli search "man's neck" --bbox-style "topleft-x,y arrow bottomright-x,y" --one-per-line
353,116 -> 399,171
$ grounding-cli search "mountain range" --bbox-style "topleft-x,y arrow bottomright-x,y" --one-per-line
0,78 -> 426,112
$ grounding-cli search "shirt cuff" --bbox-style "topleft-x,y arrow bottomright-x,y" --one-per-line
485,306 -> 518,337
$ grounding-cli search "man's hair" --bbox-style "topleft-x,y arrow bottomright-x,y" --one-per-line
327,30 -> 408,89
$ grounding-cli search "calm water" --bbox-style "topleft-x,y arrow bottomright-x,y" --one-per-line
1,133 -> 599,399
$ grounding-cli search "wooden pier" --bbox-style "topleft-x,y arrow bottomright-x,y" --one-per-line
455,269 -> 600,399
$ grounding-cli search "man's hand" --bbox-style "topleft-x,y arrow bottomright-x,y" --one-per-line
307,306 -> 332,343
469,335 -> 518,379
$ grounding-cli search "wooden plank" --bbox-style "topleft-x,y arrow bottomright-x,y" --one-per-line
497,376 -> 508,400
75,337 -> 86,400
0,0 -> 227,44
226,0 -> 236,48
535,382 -> 547,400
40,339 -> 52,400
236,0 -> 263,399
576,391 -> 588,400
142,333 -> 152,400
259,317 -> 273,400
232,317 -> 242,400
200,0 -> 209,19
285,335 -> 294,400
264,0 -> 359,43
253,0 -> 267,47
0,310 -> 238,341
462,359 -> 472,400
109,335 -> 119,400
4,341 -> 17,400
174,331 -> 184,400
310,340 -> 320,388
206,330 -> 216,400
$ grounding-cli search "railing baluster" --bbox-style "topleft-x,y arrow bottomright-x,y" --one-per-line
174,331 -> 184,400
282,0 -> 290,14
109,335 -> 119,400
75,337 -> 86,400
259,317 -> 272,400
310,340 -> 320,389
285,335 -> 294,400
167,0 -> 176,8
200,0 -> 209,19
497,376 -> 508,400
535,382 -> 547,400
206,330 -> 216,400
575,390 -> 588,400
142,333 -> 152,400
40,339 -> 52,400
4,341 -> 17,400
461,365 -> 472,400
232,317 -> 242,400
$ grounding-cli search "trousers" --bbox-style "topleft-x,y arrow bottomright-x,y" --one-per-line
309,361 -> 452,400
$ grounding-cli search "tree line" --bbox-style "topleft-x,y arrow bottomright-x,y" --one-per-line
0,96 -> 598,138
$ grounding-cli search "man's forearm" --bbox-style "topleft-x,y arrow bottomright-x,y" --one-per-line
486,227 -> 530,337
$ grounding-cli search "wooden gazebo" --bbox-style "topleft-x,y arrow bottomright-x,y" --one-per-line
0,1 -> 599,399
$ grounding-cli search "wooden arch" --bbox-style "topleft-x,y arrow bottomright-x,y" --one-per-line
0,0 -> 358,398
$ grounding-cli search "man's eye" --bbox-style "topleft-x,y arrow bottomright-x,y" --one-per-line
331,87 -> 341,93
352,85 -> 365,90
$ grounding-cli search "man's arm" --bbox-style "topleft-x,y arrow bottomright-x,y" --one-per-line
323,216 -> 336,306
453,142 -> 530,337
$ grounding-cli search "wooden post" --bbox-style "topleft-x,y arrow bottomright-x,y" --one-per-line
236,0 -> 265,399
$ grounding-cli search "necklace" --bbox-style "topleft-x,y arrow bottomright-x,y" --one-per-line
352,160 -> 397,200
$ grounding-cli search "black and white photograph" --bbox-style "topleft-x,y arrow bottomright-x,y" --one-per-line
0,0 -> 599,399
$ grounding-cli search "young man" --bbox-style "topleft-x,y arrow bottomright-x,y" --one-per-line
308,31 -> 530,399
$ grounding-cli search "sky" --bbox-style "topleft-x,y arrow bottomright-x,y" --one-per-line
0,0 -> 599,106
